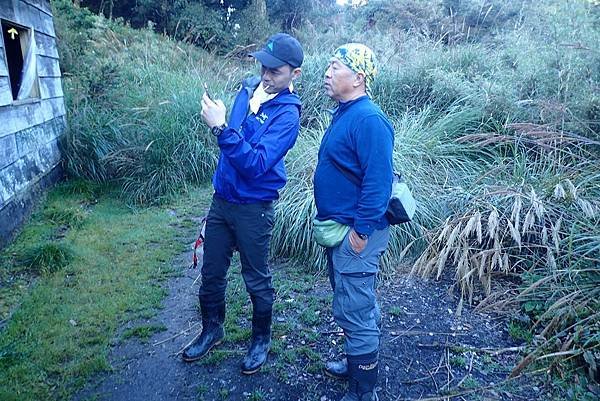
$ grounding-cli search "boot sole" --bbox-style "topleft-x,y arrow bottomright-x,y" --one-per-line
241,366 -> 262,375
181,339 -> 223,362
241,357 -> 267,375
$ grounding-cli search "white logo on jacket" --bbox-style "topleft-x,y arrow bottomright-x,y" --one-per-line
256,112 -> 269,124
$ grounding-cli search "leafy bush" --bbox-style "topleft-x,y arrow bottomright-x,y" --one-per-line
169,3 -> 234,50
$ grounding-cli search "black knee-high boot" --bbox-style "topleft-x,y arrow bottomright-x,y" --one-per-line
241,309 -> 272,374
181,302 -> 225,362
341,351 -> 379,401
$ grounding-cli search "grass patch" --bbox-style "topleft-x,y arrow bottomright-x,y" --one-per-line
42,204 -> 88,229
0,180 -> 182,401
122,324 -> 167,343
450,355 -> 467,368
247,388 -> 266,401
389,306 -> 404,317
299,307 -> 320,327
508,320 -> 534,343
460,376 -> 480,389
18,242 -> 74,276
218,387 -> 230,400
199,350 -> 230,366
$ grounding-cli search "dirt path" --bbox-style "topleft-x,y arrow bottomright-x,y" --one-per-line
74,219 -> 546,401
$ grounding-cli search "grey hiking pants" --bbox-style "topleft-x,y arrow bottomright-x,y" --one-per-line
326,227 -> 390,356
199,194 -> 275,316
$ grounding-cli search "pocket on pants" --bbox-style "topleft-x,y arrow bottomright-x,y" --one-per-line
331,232 -> 363,273
337,272 -> 377,325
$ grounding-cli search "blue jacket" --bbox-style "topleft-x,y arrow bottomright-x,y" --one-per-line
213,77 -> 302,203
314,96 -> 394,236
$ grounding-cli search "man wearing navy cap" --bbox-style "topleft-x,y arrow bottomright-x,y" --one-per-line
182,33 -> 303,375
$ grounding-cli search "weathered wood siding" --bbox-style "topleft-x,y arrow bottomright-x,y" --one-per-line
0,0 -> 66,247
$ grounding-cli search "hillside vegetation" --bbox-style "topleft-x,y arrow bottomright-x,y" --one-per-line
55,0 -> 599,391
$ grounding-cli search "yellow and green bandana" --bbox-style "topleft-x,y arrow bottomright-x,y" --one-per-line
333,43 -> 378,95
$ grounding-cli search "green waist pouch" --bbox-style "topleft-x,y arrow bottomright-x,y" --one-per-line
312,219 -> 350,248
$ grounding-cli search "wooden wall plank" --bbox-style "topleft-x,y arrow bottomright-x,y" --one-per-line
0,0 -> 16,21
0,161 -> 63,246
0,133 -> 17,169
15,115 -> 64,158
39,77 -> 62,99
10,0 -> 39,30
0,97 -> 65,138
0,53 -> 7,77
37,54 -> 60,78
1,1 -> 55,38
0,138 -> 61,202
0,76 -> 12,106
22,0 -> 52,17
35,31 -> 58,58
34,8 -> 55,37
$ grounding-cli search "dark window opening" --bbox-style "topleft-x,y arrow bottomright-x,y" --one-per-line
1,20 -> 39,101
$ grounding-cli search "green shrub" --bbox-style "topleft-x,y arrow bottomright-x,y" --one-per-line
169,3 -> 233,50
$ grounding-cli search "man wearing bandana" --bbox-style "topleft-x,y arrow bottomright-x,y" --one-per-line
314,44 -> 394,401
182,33 -> 303,375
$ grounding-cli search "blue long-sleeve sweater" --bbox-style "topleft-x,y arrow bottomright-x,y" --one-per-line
213,77 -> 302,203
314,95 -> 394,236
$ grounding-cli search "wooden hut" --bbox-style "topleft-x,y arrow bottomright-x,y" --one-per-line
0,0 -> 66,247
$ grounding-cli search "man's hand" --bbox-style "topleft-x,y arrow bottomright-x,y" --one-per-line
200,92 -> 227,128
348,229 -> 367,254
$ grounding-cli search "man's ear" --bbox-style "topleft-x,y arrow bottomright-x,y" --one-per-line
292,67 -> 302,80
354,72 -> 366,88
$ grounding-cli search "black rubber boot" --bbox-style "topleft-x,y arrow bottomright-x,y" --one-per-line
324,357 -> 348,379
340,352 -> 379,401
181,303 -> 225,362
241,311 -> 272,375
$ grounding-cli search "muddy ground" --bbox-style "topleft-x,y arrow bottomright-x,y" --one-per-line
74,218 -> 556,401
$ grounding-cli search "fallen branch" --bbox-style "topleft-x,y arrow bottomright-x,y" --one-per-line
319,330 -> 345,336
394,372 -> 531,401
174,324 -> 205,356
416,342 -> 525,356
152,321 -> 201,347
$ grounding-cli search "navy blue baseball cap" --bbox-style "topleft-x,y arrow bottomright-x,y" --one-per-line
251,33 -> 304,68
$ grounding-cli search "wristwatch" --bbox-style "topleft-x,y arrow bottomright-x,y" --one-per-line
211,123 -> 227,137
356,231 -> 369,240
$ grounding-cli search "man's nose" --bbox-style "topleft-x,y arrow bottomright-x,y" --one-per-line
324,66 -> 332,78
